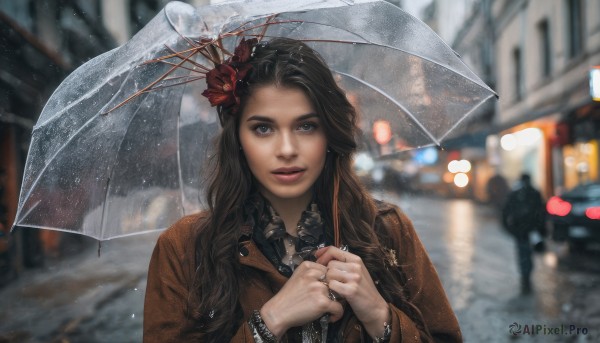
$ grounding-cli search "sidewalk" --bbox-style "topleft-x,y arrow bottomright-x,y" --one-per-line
0,231 -> 160,343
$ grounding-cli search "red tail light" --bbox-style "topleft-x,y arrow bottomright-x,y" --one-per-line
586,207 -> 600,220
547,196 -> 571,216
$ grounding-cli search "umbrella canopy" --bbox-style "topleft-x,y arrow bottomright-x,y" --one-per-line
14,0 -> 496,240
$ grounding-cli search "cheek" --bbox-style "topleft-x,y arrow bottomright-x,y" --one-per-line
311,136 -> 328,171
239,134 -> 260,167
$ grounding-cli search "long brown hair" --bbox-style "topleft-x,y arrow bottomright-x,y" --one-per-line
190,38 -> 428,341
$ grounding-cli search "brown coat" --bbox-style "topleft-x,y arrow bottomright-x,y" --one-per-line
143,202 -> 462,342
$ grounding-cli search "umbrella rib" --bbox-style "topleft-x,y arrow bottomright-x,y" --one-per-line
256,18 -> 495,95
99,96 -> 148,239
18,113 -> 110,220
314,15 -> 495,94
13,199 -> 41,227
438,93 -> 497,142
14,223 -> 103,240
334,70 -> 441,146
34,36 -> 181,130
249,16 -> 495,95
99,176 -> 111,240
175,112 -> 185,217
19,94 -> 148,240
366,42 -> 495,94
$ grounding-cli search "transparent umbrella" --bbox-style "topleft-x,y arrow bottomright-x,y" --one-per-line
13,0 -> 496,240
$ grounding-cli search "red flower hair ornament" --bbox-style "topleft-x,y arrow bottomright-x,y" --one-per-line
201,38 -> 258,113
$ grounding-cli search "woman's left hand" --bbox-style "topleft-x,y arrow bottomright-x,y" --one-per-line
315,246 -> 390,338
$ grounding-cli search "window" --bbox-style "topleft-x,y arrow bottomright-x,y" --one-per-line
538,19 -> 552,78
566,0 -> 584,58
513,47 -> 523,100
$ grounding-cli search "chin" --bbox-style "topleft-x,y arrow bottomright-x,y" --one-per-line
263,184 -> 313,202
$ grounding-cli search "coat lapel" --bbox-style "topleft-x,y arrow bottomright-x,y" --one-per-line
239,239 -> 289,290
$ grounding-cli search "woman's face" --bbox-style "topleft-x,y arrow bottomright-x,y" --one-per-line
239,85 -> 327,206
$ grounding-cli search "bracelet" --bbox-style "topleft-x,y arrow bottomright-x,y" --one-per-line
249,310 -> 278,343
373,321 -> 391,343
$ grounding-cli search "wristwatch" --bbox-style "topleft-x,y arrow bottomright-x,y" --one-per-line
373,321 -> 391,342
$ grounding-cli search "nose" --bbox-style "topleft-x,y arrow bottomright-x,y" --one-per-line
276,131 -> 298,159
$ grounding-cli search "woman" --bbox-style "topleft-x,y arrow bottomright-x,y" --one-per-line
144,38 -> 462,342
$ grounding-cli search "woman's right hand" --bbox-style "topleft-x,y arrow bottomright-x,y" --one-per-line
259,261 -> 344,338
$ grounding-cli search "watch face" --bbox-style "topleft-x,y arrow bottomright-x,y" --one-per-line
384,324 -> 392,337
382,322 -> 392,340
374,322 -> 392,342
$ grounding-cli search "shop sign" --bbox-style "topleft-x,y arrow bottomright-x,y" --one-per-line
591,66 -> 600,101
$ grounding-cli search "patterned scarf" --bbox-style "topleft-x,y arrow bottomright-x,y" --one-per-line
242,193 -> 350,342
243,192 -> 327,277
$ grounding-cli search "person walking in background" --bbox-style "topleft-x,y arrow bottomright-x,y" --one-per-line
501,173 -> 545,294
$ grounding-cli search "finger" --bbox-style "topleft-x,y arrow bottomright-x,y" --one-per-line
326,300 -> 345,323
316,248 -> 353,266
296,261 -> 328,277
314,246 -> 333,258
328,279 -> 357,300
327,259 -> 359,272
325,266 -> 353,284
297,260 -> 327,271
315,246 -> 342,265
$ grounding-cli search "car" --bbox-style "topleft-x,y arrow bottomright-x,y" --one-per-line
546,182 -> 600,251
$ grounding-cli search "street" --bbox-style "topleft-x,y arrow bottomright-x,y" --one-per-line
389,193 -> 599,342
0,194 -> 598,342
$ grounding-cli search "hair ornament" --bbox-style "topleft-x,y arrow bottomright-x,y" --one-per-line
201,37 -> 258,114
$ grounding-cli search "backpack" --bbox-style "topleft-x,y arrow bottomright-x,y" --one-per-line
502,186 -> 543,236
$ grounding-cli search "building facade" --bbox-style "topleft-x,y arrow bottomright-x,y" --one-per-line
493,0 -> 600,197
0,0 -> 176,283
415,0 -> 599,201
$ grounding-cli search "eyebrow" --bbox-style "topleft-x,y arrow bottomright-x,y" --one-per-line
245,113 -> 319,123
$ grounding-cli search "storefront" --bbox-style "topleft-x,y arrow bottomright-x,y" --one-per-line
497,123 -> 554,198
559,103 -> 600,191
491,90 -> 600,199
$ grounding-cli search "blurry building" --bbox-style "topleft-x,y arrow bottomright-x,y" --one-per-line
417,0 -> 600,202
0,0 -> 175,281
446,0 -> 497,202
493,0 -> 600,197
407,0 -> 495,201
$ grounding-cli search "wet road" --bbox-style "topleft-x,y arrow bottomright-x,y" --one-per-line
0,194 -> 598,342
389,192 -> 599,342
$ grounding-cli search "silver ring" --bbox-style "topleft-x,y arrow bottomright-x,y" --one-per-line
328,289 -> 337,301
319,274 -> 327,282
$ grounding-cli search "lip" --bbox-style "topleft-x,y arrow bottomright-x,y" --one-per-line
272,167 -> 305,174
272,167 -> 306,183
